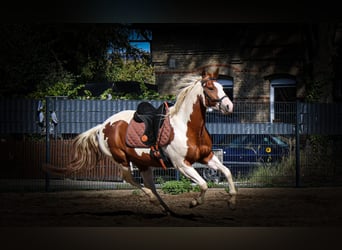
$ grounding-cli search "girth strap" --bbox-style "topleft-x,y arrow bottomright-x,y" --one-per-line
150,144 -> 173,170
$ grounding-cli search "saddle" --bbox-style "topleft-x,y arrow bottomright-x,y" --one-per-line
126,101 -> 174,169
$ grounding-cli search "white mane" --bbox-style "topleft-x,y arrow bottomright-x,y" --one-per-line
169,79 -> 204,117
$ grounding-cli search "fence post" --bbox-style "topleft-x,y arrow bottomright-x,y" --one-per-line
45,96 -> 51,192
295,100 -> 301,187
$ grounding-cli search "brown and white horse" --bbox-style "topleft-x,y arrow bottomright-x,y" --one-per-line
44,68 -> 237,214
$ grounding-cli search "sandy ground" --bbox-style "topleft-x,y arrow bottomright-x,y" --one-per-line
1,187 -> 342,227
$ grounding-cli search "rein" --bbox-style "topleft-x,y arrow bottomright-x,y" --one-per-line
201,77 -> 229,110
203,90 -> 229,103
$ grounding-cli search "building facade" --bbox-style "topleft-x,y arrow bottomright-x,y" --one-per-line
148,23 -> 342,123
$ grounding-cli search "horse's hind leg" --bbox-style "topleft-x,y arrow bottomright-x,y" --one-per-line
139,167 -> 172,214
120,164 -> 169,213
120,164 -> 143,189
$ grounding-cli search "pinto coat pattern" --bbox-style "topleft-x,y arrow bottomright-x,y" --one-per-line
43,68 -> 237,214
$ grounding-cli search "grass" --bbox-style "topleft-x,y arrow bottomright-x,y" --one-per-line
246,144 -> 341,186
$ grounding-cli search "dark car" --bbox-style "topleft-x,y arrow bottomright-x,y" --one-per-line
202,134 -> 290,180
216,134 -> 289,163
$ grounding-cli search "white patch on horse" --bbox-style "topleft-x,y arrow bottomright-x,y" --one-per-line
97,110 -> 135,157
97,130 -> 112,157
103,110 -> 135,125
165,82 -> 204,164
213,81 -> 233,113
134,148 -> 150,156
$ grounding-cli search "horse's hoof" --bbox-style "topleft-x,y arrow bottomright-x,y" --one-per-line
227,194 -> 237,210
189,199 -> 198,208
161,209 -> 170,216
227,199 -> 236,210
228,203 -> 236,210
161,208 -> 176,216
150,199 -> 161,207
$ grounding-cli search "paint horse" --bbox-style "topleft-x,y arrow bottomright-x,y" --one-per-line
44,69 -> 237,214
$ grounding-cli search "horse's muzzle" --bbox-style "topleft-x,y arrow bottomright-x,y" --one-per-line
219,96 -> 233,114
221,105 -> 233,114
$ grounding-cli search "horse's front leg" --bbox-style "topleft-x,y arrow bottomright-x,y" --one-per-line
178,163 -> 208,208
190,182 -> 208,208
207,155 -> 237,209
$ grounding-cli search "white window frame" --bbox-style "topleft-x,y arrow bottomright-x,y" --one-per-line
270,78 -> 296,123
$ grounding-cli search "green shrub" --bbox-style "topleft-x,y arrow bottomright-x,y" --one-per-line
161,175 -> 198,195
160,176 -> 230,194
155,176 -> 165,184
132,189 -> 141,196
247,156 -> 295,186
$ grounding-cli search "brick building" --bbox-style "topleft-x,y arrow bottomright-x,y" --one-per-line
141,23 -> 342,122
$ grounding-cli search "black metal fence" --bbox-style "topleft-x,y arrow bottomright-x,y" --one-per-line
0,98 -> 341,191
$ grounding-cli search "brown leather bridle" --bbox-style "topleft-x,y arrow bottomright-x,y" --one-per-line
201,78 -> 230,111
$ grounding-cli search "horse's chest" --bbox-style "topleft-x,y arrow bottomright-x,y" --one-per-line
185,127 -> 212,164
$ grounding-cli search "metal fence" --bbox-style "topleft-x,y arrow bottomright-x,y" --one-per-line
0,98 -> 341,191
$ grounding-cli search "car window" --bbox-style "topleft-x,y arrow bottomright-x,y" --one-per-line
229,135 -> 249,146
217,134 -> 288,147
270,136 -> 288,146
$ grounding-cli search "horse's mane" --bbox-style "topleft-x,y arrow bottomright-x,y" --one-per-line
169,79 -> 202,116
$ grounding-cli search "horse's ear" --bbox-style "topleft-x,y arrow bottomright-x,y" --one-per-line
213,68 -> 219,78
201,69 -> 207,78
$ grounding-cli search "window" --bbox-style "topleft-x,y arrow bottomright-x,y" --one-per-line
207,76 -> 233,118
270,77 -> 296,123
218,76 -> 233,101
107,29 -> 152,61
129,29 -> 152,53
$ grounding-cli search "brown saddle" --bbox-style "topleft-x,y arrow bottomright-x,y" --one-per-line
125,102 -> 174,170
126,102 -> 173,148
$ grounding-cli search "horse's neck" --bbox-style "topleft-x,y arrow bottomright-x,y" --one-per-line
169,83 -> 208,135
187,97 -> 207,135
171,93 -> 207,134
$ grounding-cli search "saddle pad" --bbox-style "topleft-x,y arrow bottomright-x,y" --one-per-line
126,120 -> 148,148
126,116 -> 173,148
157,116 -> 173,147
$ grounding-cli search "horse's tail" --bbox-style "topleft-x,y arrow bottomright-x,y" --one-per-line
42,124 -> 104,176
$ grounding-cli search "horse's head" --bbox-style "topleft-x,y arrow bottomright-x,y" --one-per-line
201,68 -> 233,114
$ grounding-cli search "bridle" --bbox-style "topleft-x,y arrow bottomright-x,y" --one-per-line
201,77 -> 230,110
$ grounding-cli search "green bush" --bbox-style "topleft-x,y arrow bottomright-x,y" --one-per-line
247,156 -> 296,186
161,175 -> 198,195
160,176 -> 230,195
